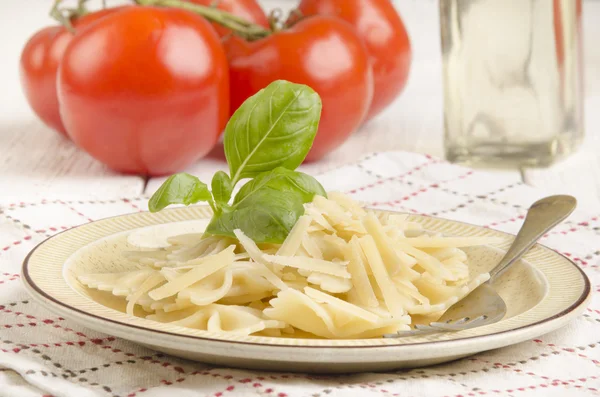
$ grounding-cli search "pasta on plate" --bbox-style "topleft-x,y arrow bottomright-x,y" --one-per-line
78,192 -> 497,339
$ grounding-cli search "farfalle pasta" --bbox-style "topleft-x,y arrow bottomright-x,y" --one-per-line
78,192 -> 497,339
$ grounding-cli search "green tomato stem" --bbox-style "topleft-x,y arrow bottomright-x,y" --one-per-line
49,0 -> 89,33
135,0 -> 270,41
49,0 -> 75,33
267,9 -> 283,33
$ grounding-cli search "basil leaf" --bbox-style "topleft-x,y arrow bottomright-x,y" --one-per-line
224,80 -> 322,185
234,167 -> 326,206
211,171 -> 233,207
205,168 -> 324,243
205,189 -> 305,244
148,173 -> 212,213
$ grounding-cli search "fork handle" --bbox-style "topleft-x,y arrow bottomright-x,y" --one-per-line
488,195 -> 577,282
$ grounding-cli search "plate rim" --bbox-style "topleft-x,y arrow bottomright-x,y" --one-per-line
21,206 -> 592,350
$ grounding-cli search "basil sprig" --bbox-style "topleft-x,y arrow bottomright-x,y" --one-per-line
148,80 -> 326,244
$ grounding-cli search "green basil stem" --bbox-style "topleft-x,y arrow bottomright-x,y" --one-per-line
135,0 -> 270,41
208,199 -> 218,215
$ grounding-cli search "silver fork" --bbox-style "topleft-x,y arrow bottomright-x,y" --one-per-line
384,195 -> 577,338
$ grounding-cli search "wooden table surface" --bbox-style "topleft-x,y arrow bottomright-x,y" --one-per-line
2,0 -> 599,208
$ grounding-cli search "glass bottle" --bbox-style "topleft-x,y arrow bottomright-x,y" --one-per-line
440,0 -> 584,167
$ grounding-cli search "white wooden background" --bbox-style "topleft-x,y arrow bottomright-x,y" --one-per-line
1,0 -> 600,208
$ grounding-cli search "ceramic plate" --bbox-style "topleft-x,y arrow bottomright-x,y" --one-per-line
21,206 -> 591,373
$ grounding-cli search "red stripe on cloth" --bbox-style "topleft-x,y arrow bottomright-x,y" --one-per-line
98,346 -> 196,375
56,200 -> 95,223
533,339 -> 600,366
484,215 -> 525,228
4,337 -> 117,350
539,216 -> 600,238
125,376 -> 235,397
346,158 -> 441,195
0,274 -> 20,285
123,198 -> 145,213
0,306 -> 88,337
1,239 -> 29,252
367,170 -> 475,207
560,252 -> 589,266
5,197 -> 149,209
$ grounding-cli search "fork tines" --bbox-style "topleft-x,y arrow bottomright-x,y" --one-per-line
383,315 -> 489,338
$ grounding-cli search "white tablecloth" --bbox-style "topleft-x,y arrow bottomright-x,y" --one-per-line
0,151 -> 598,397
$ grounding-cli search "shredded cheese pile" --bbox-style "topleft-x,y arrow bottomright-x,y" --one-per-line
78,192 -> 495,339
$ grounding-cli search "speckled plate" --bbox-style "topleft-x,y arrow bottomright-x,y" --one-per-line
21,206 -> 591,373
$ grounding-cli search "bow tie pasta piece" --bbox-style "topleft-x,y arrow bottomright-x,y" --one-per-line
166,236 -> 223,263
78,268 -> 158,297
122,249 -> 173,268
159,267 -> 183,282
227,262 -> 279,296
150,304 -> 286,335
126,272 -> 165,316
166,233 -> 205,246
159,306 -> 209,329
147,305 -> 202,323
142,296 -> 193,313
205,305 -> 286,335
177,269 -> 233,306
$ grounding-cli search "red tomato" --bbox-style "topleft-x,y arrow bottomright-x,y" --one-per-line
226,16 -> 373,161
296,0 -> 411,121
187,0 -> 268,37
19,8 -> 126,137
57,7 -> 229,175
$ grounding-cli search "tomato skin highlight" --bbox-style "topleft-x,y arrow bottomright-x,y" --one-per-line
226,16 -> 373,162
19,8 -> 124,137
57,7 -> 229,175
20,26 -> 67,135
187,0 -> 269,37
296,0 -> 411,121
